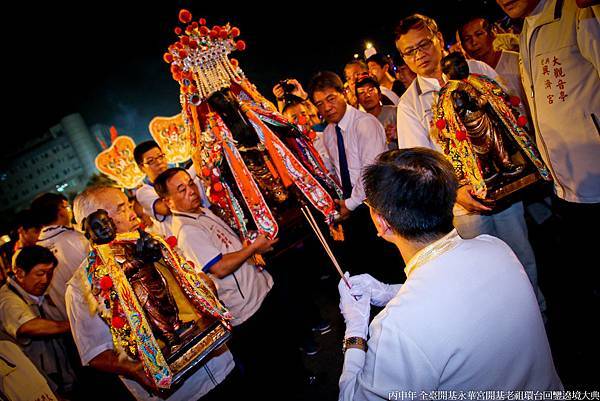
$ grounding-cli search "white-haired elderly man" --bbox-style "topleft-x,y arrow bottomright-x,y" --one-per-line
66,185 -> 236,401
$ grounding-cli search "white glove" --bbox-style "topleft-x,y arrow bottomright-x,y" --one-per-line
338,272 -> 371,339
348,273 -> 402,307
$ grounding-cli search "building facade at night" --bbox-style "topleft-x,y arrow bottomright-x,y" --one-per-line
0,113 -> 100,214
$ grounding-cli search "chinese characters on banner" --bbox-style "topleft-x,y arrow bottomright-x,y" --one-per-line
541,56 -> 569,105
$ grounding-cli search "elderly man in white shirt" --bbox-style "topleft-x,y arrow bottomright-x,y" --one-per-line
134,140 -> 209,238
31,193 -> 88,320
153,167 -> 311,397
394,13 -> 545,313
67,186 -> 235,401
337,148 -> 562,400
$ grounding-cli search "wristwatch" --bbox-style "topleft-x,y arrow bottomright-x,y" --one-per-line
342,336 -> 368,353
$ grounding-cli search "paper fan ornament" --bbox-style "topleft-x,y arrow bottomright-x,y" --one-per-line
95,135 -> 145,189
148,114 -> 192,164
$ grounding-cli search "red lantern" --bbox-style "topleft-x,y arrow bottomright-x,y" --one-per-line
235,40 -> 246,51
166,236 -> 178,248
178,9 -> 192,24
163,52 -> 174,63
99,276 -> 113,291
111,316 -> 126,329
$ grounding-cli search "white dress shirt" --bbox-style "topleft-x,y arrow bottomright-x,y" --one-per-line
171,209 -> 273,327
396,59 -> 501,150
321,105 -> 387,210
36,225 -> 89,320
136,165 -> 210,238
339,230 -> 562,400
65,265 -> 234,401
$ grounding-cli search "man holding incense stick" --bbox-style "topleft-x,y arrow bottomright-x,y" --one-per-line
337,148 -> 561,400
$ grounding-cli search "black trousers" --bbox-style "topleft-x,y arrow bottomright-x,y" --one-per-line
226,285 -> 306,399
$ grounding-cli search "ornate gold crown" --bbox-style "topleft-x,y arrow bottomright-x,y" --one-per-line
163,10 -> 247,104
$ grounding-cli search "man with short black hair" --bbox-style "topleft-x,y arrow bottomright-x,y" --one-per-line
394,13 -> 546,313
355,73 -> 398,149
337,148 -> 562,399
458,16 -> 527,110
366,53 -> 404,103
308,71 -> 401,282
31,193 -> 88,320
12,209 -> 40,253
134,140 -> 209,238
0,245 -> 76,397
155,167 -> 312,397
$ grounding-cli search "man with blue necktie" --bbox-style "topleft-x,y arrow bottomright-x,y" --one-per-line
308,71 -> 401,281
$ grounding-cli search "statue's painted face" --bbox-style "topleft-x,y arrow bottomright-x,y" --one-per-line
84,209 -> 117,244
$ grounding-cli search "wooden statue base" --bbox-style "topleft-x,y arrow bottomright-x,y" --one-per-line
164,319 -> 231,392
487,171 -> 541,202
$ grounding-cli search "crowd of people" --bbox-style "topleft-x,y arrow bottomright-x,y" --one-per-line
0,1 -> 598,400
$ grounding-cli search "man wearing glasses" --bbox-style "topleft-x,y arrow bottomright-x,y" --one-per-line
394,14 -> 546,314
134,140 -> 209,238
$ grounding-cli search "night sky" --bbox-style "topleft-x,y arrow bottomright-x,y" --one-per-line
11,1 -> 505,152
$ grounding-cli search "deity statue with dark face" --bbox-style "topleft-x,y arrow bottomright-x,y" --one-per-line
442,53 -> 524,183
85,210 -> 185,349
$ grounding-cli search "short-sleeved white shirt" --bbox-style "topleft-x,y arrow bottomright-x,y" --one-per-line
36,225 -> 89,320
65,265 -> 234,401
171,209 -> 273,327
136,165 -> 210,238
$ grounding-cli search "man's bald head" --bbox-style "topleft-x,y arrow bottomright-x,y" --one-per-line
74,186 -> 140,234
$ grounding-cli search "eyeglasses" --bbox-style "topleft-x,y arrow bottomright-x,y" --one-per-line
400,36 -> 436,59
357,86 -> 378,97
143,153 -> 166,166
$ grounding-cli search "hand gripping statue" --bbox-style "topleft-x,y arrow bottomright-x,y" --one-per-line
162,10 -> 343,252
432,52 -> 551,202
82,209 -> 232,391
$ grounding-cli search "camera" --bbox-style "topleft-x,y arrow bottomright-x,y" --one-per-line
279,79 -> 296,94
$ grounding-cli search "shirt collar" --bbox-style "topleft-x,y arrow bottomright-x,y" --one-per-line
403,229 -> 462,278
415,75 -> 443,96
337,104 -> 357,132
171,209 -> 206,220
6,277 -> 45,306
